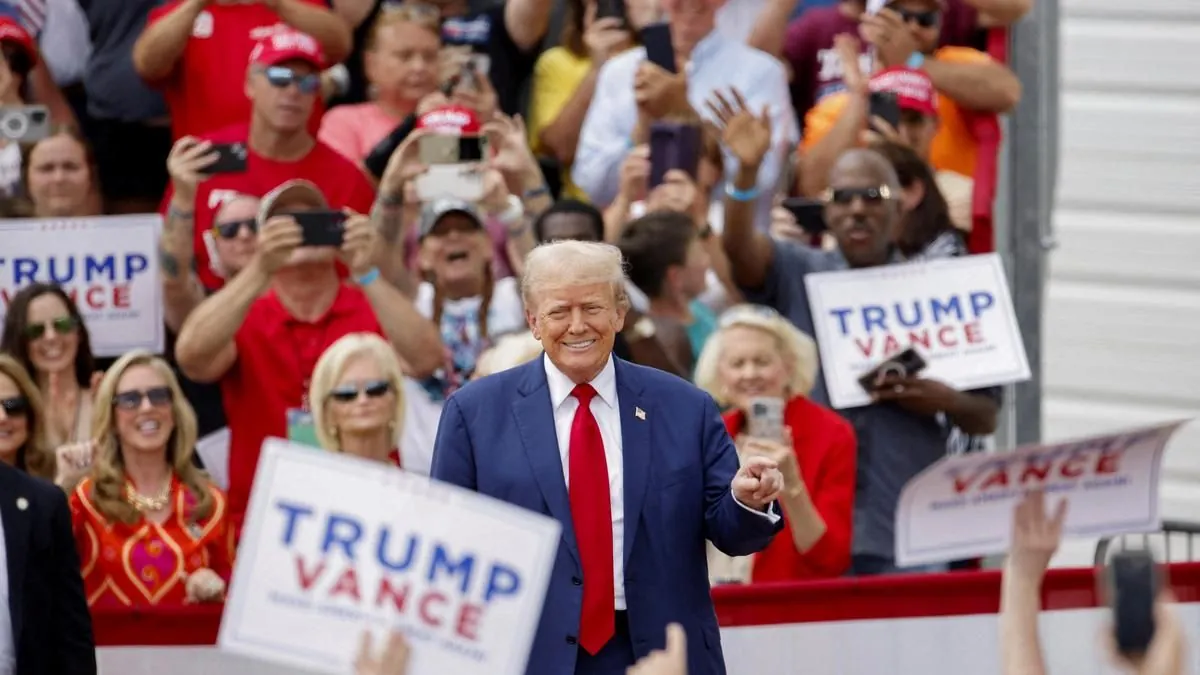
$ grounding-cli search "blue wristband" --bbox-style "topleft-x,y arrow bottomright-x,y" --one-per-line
907,52 -> 926,69
725,183 -> 760,202
355,266 -> 381,287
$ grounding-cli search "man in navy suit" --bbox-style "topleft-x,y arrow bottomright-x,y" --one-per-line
432,240 -> 785,675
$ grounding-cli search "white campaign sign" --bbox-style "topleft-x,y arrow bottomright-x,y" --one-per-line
219,439 -> 562,675
896,421 -> 1186,566
0,215 -> 164,356
804,254 -> 1030,409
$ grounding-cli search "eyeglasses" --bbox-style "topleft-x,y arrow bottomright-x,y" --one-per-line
895,8 -> 940,27
22,315 -> 80,340
0,396 -> 29,417
328,380 -> 393,403
212,218 -> 257,240
822,185 -> 892,205
261,66 -> 321,94
112,386 -> 173,411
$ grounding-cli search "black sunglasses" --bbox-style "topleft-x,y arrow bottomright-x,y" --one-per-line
23,315 -> 80,340
213,217 -> 258,240
113,386 -> 173,411
895,8 -> 940,27
0,396 -> 29,417
328,380 -> 393,403
823,185 -> 893,205
262,66 -> 321,94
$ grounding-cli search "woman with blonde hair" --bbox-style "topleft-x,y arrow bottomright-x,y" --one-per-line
0,354 -> 53,479
68,350 -> 232,607
695,304 -> 857,583
310,333 -> 434,473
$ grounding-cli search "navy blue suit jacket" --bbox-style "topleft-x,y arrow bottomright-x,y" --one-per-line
430,356 -> 782,675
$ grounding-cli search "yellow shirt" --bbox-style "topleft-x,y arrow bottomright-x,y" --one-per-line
528,46 -> 594,201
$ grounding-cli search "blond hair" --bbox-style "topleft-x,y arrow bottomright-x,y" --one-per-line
521,240 -> 630,310
309,333 -> 406,452
0,354 -> 52,479
368,2 -> 441,51
88,350 -> 211,525
694,305 -> 819,407
474,332 -> 544,378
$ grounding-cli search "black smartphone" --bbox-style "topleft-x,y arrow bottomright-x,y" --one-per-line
781,197 -> 828,235
205,142 -> 249,175
639,22 -> 676,73
1106,550 -> 1159,659
293,210 -> 348,247
868,91 -> 902,132
648,121 -> 701,189
857,347 -> 927,392
596,0 -> 628,25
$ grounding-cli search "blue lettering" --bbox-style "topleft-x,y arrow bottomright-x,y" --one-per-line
830,307 -> 853,336
276,501 -> 314,546
322,513 -> 364,560
48,257 -> 74,284
894,300 -> 922,328
484,564 -> 521,603
862,305 -> 886,333
0,254 -> 151,285
931,296 -> 963,323
376,528 -> 419,572
85,255 -> 115,283
14,258 -> 36,284
124,254 -> 148,280
969,291 -> 994,318
428,543 -> 475,594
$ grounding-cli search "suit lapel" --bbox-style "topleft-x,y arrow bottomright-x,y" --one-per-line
0,466 -> 30,648
615,359 -> 650,567
511,360 -> 580,566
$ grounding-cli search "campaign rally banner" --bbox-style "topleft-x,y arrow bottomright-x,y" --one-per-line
895,421 -> 1188,567
804,254 -> 1031,409
0,216 -> 163,356
220,439 -> 562,675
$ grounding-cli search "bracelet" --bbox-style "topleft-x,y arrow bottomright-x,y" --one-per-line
167,204 -> 194,220
354,266 -> 381,287
907,52 -> 926,69
376,192 -> 403,208
494,194 -> 525,226
523,185 -> 550,201
724,183 -> 760,202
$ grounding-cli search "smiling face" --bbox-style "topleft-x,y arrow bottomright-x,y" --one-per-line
0,371 -> 29,465
112,364 -> 175,457
527,281 -> 627,383
422,212 -> 491,285
715,325 -> 789,411
24,292 -> 80,378
825,153 -> 902,268
327,354 -> 398,444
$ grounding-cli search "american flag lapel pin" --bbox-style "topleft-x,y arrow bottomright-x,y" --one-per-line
16,497 -> 28,511
634,407 -> 646,420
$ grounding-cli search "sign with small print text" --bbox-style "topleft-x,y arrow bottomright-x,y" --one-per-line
219,439 -> 561,675
895,421 -> 1187,567
804,254 -> 1030,409
0,215 -> 163,356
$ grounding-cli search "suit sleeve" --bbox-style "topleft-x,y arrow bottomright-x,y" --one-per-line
788,419 -> 857,577
700,396 -> 783,557
429,396 -> 478,490
48,486 -> 98,674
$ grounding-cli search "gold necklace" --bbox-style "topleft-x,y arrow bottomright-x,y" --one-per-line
123,481 -> 171,512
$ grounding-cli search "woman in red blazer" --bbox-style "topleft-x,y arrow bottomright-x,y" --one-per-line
695,304 -> 858,582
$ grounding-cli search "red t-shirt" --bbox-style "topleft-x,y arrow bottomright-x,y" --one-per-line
146,0 -> 327,140
161,123 -> 377,290
222,284 -> 384,533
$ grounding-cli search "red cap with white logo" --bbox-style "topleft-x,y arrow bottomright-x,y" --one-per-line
0,17 -> 37,66
415,105 -> 483,135
869,67 -> 938,117
248,29 -> 325,70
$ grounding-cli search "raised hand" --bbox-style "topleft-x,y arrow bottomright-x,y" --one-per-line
731,454 -> 783,510
705,88 -> 772,171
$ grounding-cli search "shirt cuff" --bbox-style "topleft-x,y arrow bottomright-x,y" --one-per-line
731,490 -> 781,523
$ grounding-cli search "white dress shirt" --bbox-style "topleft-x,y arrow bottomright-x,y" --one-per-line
542,354 -> 779,611
0,506 -> 16,675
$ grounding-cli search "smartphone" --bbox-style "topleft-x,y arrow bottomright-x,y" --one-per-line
0,105 -> 50,143
648,122 -> 701,189
293,210 -> 348,247
747,397 -> 785,440
781,197 -> 828,235
205,142 -> 249,175
1106,550 -> 1159,659
857,347 -> 927,392
415,164 -> 485,202
419,135 -> 486,165
639,22 -> 676,73
596,0 -> 628,25
868,91 -> 902,132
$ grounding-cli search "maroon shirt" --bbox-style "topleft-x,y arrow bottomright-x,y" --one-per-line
783,0 -> 980,132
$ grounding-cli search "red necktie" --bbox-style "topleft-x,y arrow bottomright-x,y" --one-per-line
568,383 -> 614,655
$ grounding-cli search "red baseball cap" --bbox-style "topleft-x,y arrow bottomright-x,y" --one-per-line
869,67 -> 938,117
0,17 -> 37,67
248,29 -> 325,70
415,105 -> 483,135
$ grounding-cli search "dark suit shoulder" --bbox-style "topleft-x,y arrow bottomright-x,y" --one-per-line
3,462 -> 65,507
447,360 -> 531,408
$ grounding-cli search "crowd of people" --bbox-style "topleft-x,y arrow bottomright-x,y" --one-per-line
0,0 -> 1182,672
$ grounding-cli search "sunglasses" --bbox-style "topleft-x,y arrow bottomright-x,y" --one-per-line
212,217 -> 257,240
0,396 -> 29,417
823,185 -> 893,205
895,8 -> 940,27
328,380 -> 393,403
23,315 -> 79,340
261,66 -> 321,94
113,386 -> 173,411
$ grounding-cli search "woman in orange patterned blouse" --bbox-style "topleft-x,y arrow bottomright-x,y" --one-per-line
69,350 -> 233,608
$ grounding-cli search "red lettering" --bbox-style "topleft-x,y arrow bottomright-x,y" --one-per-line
113,284 -> 131,308
1096,451 -> 1121,474
419,591 -> 447,628
374,578 -> 411,611
1060,454 -> 1086,478
881,334 -> 901,356
1019,458 -> 1052,484
964,322 -> 983,344
295,556 -> 326,590
85,286 -> 106,309
978,467 -> 1009,491
329,568 -> 362,602
455,603 -> 483,641
854,336 -> 874,357
937,325 -> 958,347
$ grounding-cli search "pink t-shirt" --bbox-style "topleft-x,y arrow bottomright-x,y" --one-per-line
317,102 -> 404,165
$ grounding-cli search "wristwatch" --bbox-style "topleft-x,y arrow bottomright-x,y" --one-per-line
624,316 -> 657,342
